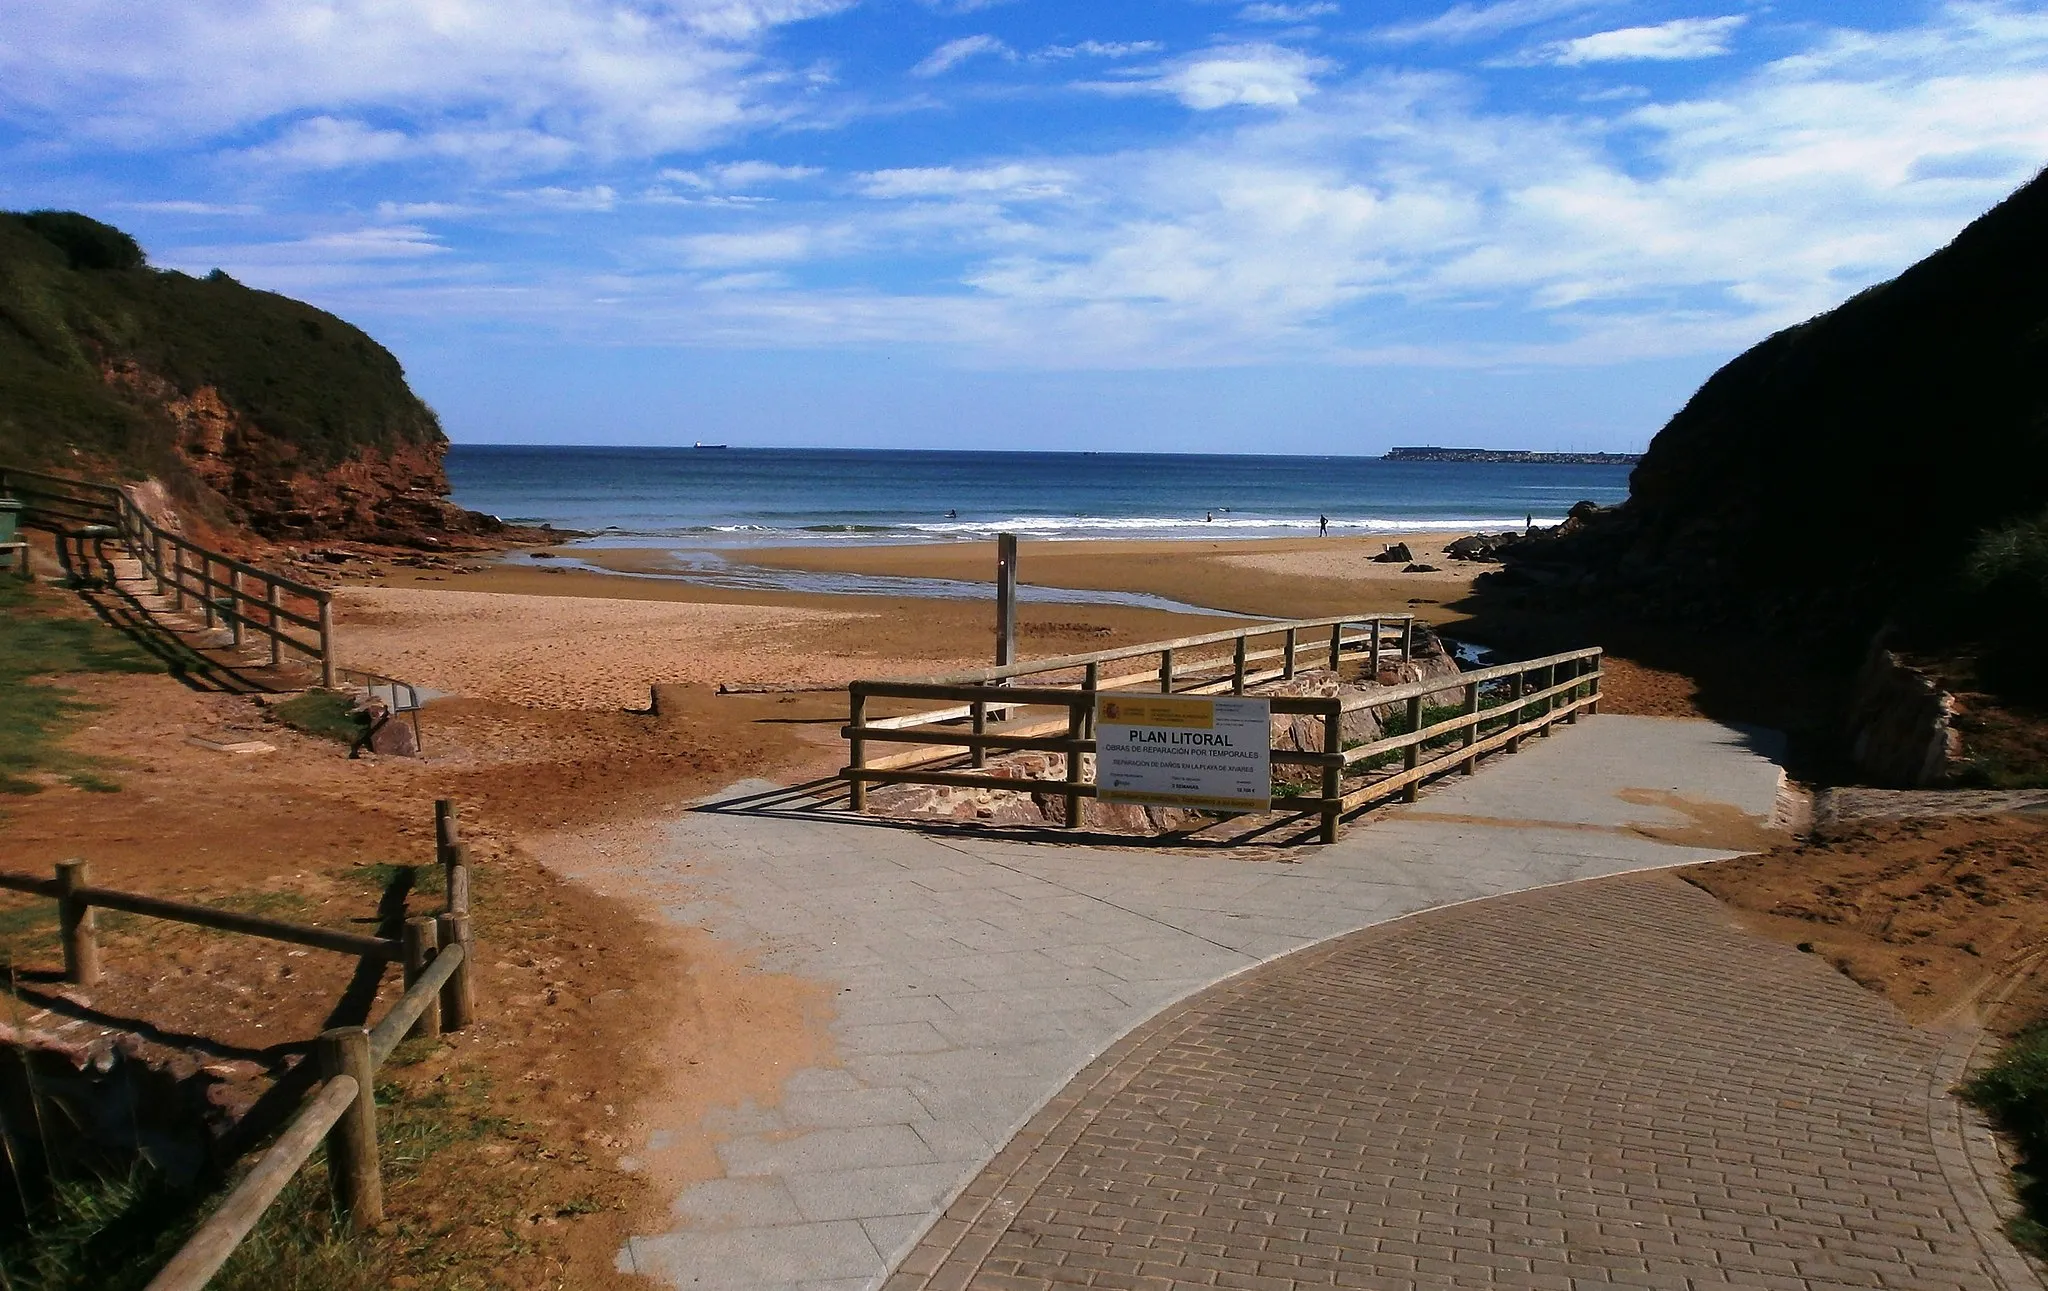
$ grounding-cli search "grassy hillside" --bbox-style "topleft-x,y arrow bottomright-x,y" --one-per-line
0,211 -> 443,476
1514,166 -> 2048,677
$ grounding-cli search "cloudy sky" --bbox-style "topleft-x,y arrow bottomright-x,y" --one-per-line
3,0 -> 2044,452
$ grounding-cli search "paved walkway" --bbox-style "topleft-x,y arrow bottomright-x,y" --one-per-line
602,715 -> 1846,1288
888,870 -> 2029,1290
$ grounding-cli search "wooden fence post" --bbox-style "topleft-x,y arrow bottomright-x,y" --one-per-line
1062,703 -> 1085,830
1319,704 -> 1342,845
316,1026 -> 383,1229
1461,681 -> 1480,774
55,860 -> 99,986
435,912 -> 475,1031
1402,617 -> 1415,661
1232,636 -> 1247,695
1282,628 -> 1297,680
201,557 -> 216,629
847,689 -> 867,811
1403,695 -> 1424,804
1158,649 -> 1174,694
1328,625 -> 1342,674
266,584 -> 282,667
1565,658 -> 1582,723
172,546 -> 186,611
1588,653 -> 1602,714
1506,671 -> 1526,754
152,532 -> 167,596
402,918 -> 441,1042
970,701 -> 987,770
1540,663 -> 1557,735
1369,618 -> 1382,680
317,595 -> 335,689
228,569 -> 244,648
1081,662 -> 1099,738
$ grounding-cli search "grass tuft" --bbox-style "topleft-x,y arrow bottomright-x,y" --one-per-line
0,579 -> 161,799
271,690 -> 362,745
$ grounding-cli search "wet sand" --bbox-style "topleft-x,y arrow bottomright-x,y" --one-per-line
574,532 -> 1486,623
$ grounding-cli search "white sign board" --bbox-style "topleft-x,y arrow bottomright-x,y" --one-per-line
1095,693 -> 1272,812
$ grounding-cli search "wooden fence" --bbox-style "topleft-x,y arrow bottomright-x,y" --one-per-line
0,799 -> 477,1290
844,615 -> 1602,843
0,463 -> 335,687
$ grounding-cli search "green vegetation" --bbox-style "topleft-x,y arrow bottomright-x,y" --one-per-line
1960,1023 -> 2048,1257
271,689 -> 363,745
0,1070 -> 498,1291
0,210 -> 442,475
0,578 -> 160,796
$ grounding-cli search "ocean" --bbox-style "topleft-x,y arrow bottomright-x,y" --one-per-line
445,445 -> 1633,545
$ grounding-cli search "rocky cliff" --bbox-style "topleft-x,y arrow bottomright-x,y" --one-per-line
1505,165 -> 2048,656
0,210 -> 501,544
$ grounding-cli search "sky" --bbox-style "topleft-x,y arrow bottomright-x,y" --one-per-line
3,0 -> 2046,454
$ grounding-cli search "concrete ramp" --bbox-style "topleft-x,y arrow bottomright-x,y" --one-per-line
598,715 -> 1791,1290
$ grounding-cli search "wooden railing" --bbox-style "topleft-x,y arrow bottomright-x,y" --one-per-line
844,616 -> 1602,843
0,800 -> 478,1290
0,464 -> 335,687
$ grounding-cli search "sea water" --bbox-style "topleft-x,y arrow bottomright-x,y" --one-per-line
446,445 -> 1632,545
445,445 -> 1633,613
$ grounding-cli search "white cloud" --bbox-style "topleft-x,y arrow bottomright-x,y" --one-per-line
1376,0 -> 1608,45
113,200 -> 261,216
858,164 -> 1075,199
1528,15 -> 1747,65
911,34 -> 1014,78
1239,3 -> 1340,23
301,226 -> 447,258
375,201 -> 473,220
645,4 -> 2048,367
672,225 -> 847,266
663,160 -> 822,189
0,0 -> 847,168
507,184 -> 620,211
1038,41 -> 1163,60
1095,44 -> 1334,110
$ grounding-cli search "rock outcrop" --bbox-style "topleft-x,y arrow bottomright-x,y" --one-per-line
3,210 -> 505,546
1846,642 -> 1964,788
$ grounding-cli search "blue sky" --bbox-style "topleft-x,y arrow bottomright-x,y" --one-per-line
4,0 -> 2045,453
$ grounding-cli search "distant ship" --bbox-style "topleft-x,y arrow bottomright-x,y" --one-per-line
694,441 -> 729,449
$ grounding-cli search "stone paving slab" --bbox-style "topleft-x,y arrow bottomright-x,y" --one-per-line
888,871 -> 2029,1291
611,716 -> 1792,1289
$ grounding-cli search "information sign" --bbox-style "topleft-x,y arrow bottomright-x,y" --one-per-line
1094,693 -> 1272,812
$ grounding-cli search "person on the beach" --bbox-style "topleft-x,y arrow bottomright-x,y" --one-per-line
1319,514 -> 1328,537
1205,512 -> 1213,522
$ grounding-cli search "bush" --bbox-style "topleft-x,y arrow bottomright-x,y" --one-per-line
1960,1022 -> 2048,1255
1963,508 -> 2048,700
19,211 -> 145,271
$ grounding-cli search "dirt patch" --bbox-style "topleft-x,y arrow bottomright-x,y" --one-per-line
1684,814 -> 2048,1027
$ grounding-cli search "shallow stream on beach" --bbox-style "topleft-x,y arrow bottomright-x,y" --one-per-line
500,547 -> 1253,617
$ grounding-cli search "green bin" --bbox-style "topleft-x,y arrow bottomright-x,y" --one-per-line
0,498 -> 20,544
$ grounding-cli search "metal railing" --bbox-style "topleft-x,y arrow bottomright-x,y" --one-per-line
844,617 -> 1602,844
1,464 -> 336,686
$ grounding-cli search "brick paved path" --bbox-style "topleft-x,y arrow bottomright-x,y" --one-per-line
889,871 -> 2026,1291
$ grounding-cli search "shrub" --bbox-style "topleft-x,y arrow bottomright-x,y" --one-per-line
1960,1022 -> 2048,1255
19,211 -> 145,271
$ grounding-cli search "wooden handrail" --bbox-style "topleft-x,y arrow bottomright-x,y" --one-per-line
141,1075 -> 361,1291
3,461 -> 338,686
888,612 -> 1414,686
842,632 -> 1605,843
368,941 -> 465,1067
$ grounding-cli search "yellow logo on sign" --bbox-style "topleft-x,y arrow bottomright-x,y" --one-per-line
1095,696 -> 1214,729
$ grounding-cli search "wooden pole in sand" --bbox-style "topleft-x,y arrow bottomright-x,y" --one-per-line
993,533 -> 1017,724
